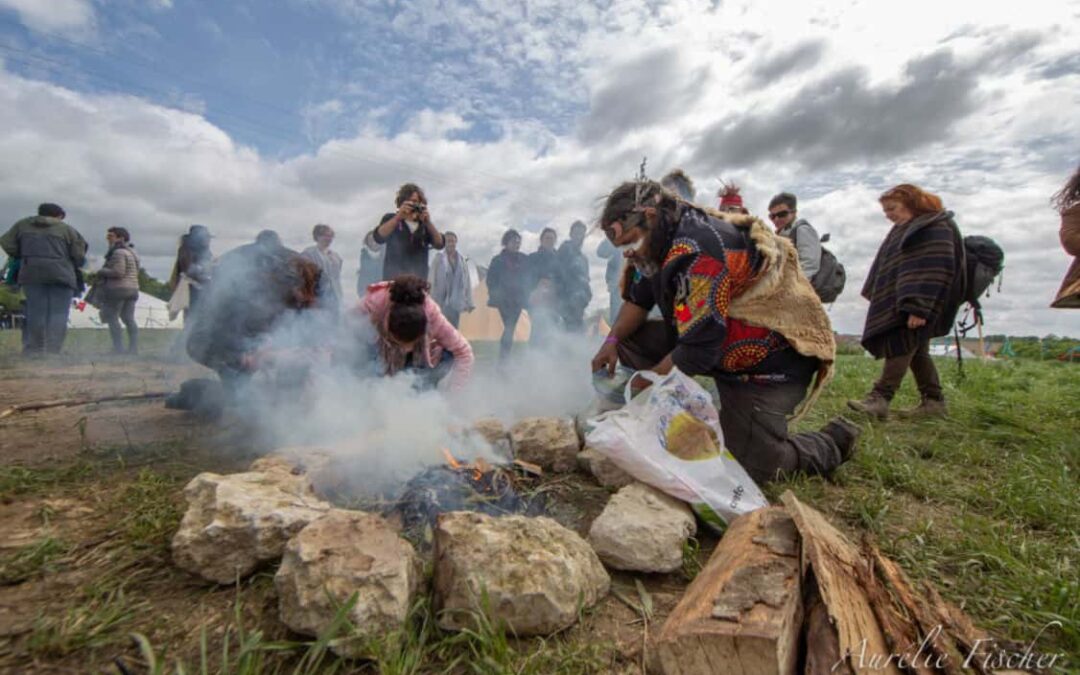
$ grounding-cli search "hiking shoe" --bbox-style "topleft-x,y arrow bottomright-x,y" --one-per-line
822,416 -> 861,462
895,397 -> 948,420
847,392 -> 889,420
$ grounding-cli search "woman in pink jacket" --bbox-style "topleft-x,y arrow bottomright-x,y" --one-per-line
354,274 -> 474,390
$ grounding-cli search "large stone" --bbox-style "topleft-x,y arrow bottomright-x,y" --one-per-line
172,469 -> 332,584
509,417 -> 580,472
434,512 -> 609,635
470,417 -> 511,458
578,447 -> 634,488
275,510 -> 422,658
588,483 -> 697,573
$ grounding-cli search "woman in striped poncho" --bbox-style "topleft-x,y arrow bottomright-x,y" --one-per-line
848,184 -> 964,421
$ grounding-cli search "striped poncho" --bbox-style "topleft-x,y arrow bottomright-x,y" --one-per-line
860,210 -> 964,359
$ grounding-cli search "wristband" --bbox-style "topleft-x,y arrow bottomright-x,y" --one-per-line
604,335 -> 619,346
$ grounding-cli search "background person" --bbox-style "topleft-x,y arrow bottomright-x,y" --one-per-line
429,231 -> 474,328
527,227 -> 560,344
1051,164 -> 1080,308
486,229 -> 529,361
717,181 -> 750,214
768,192 -> 821,280
0,203 -> 87,355
591,180 -> 857,485
848,184 -> 964,420
353,274 -> 473,391
357,231 -> 384,297
302,223 -> 343,314
596,237 -> 623,326
96,227 -> 140,354
555,220 -> 591,332
371,183 -> 444,281
169,224 -> 213,318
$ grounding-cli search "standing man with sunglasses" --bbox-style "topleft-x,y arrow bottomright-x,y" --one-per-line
768,193 -> 821,281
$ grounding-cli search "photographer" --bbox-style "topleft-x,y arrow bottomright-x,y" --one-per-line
371,183 -> 445,281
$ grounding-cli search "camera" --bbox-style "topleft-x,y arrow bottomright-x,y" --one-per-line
410,202 -> 427,215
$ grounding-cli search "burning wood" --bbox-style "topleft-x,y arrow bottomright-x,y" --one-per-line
392,448 -> 546,536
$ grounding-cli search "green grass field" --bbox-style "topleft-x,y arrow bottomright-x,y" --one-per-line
0,332 -> 1076,672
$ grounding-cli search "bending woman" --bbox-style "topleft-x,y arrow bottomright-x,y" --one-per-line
354,274 -> 474,391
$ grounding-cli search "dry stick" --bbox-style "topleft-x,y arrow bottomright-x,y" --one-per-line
0,391 -> 171,419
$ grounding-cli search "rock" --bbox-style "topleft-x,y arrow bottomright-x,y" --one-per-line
578,447 -> 634,488
275,510 -> 422,658
588,483 -> 696,573
509,417 -> 579,473
470,418 -> 511,458
434,512 -> 609,635
172,469 -> 331,584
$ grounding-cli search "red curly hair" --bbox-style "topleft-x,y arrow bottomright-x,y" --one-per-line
878,184 -> 943,217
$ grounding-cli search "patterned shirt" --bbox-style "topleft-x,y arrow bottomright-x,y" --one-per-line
624,208 -> 816,381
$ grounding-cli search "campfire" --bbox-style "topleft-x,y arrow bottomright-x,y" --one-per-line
392,448 -> 546,536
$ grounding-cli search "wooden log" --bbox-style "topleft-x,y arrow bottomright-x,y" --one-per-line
653,506 -> 803,675
804,570 -> 852,675
0,391 -> 170,419
780,491 -> 900,675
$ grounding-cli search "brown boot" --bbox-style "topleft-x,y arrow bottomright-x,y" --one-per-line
847,392 -> 889,420
822,416 -> 861,463
895,397 -> 948,419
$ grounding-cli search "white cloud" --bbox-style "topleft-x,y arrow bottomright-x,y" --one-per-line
0,0 -> 95,34
2,0 -> 1080,337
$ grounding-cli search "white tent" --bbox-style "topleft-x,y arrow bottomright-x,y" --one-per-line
68,291 -> 183,329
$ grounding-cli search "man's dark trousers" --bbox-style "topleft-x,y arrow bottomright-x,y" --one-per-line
22,283 -> 74,354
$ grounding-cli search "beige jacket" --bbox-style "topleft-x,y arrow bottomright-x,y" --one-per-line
1052,204 -> 1080,308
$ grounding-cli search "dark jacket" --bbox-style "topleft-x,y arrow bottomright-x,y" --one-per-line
860,210 -> 964,358
486,250 -> 529,309
186,241 -> 315,374
1052,204 -> 1080,308
372,214 -> 443,281
0,216 -> 87,290
527,249 -> 559,291
555,240 -> 592,310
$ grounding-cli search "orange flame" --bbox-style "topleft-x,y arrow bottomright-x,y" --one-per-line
441,447 -> 463,469
440,447 -> 486,481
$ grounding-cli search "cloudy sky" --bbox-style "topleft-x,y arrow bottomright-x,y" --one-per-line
1,0 -> 1078,336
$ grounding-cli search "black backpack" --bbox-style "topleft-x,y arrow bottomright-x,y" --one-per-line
962,235 -> 1004,310
793,224 -> 846,303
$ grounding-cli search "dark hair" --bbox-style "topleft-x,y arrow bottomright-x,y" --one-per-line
570,220 -> 586,233
312,224 -> 333,240
107,227 -> 131,242
285,256 -> 321,309
387,274 -> 429,342
38,203 -> 65,219
769,192 -> 797,211
660,169 -> 695,202
256,230 -> 282,247
600,180 -> 680,266
501,229 -> 521,247
395,183 -> 426,207
540,227 -> 557,239
444,231 -> 457,241
1052,164 -> 1080,212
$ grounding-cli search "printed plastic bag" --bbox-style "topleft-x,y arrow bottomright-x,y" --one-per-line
584,368 -> 768,530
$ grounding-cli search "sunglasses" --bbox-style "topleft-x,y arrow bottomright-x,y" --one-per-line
768,210 -> 793,220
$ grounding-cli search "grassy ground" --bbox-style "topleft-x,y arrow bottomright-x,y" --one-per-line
0,337 -> 1076,672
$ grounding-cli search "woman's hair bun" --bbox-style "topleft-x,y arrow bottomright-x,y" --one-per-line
389,274 -> 429,305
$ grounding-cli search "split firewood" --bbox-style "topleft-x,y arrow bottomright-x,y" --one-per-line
0,391 -> 171,419
856,548 -> 939,675
780,491 -> 901,675
864,540 -> 966,675
653,506 -> 803,675
804,569 -> 852,675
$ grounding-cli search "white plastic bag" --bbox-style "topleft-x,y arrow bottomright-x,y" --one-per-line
584,368 -> 767,530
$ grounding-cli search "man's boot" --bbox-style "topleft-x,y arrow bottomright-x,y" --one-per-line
822,416 -> 861,463
895,396 -> 948,419
847,391 -> 890,420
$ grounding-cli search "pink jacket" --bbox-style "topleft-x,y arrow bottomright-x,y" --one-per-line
356,282 -> 474,390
